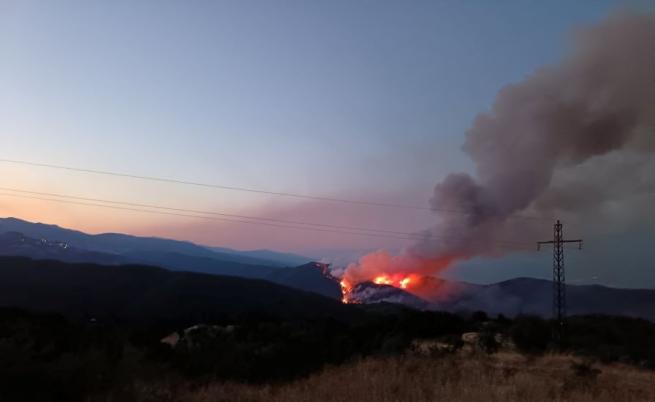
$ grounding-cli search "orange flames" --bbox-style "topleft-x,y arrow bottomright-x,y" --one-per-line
340,273 -> 422,304
337,250 -> 456,304
340,273 -> 421,304
339,279 -> 354,304
372,274 -> 415,289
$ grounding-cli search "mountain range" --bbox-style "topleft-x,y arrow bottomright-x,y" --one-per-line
0,217 -> 343,299
1,217 -> 655,322
0,217 -> 310,277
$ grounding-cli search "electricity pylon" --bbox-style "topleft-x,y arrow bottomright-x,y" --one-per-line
537,220 -> 582,344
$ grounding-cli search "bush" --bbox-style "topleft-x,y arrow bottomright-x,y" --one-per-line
509,316 -> 551,353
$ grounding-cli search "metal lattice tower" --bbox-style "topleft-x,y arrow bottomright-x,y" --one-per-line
537,220 -> 582,343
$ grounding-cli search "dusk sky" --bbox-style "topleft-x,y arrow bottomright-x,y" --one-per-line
2,1 -> 653,286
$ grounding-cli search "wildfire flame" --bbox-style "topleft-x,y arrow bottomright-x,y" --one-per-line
339,279 -> 354,304
340,273 -> 418,304
336,250 -> 455,304
373,276 -> 392,286
372,274 -> 414,289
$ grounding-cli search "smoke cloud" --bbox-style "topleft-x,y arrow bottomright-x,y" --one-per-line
345,12 -> 655,283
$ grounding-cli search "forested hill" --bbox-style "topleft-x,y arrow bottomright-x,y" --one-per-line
0,256 -> 357,324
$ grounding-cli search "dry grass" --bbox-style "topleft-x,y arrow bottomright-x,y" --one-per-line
107,352 -> 655,402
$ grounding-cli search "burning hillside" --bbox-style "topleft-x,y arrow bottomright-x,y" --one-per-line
336,250 -> 456,304
338,273 -> 473,306
340,273 -> 420,303
336,251 -> 470,306
341,281 -> 429,309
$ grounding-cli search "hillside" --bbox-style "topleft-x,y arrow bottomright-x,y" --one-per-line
211,246 -> 312,267
0,218 -> 290,277
348,282 -> 430,309
0,256 -> 356,323
437,277 -> 655,322
0,231 -> 129,265
0,217 -> 217,258
2,284 -> 655,402
351,274 -> 655,322
0,217 -> 294,265
266,262 -> 342,299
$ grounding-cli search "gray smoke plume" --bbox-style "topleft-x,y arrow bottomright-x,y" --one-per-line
411,12 -> 655,262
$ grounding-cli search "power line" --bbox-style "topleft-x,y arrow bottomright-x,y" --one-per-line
0,189 -> 535,249
0,186 -> 419,236
0,158 -> 550,221
0,191 -> 414,240
0,158 -> 430,211
0,187 -> 534,247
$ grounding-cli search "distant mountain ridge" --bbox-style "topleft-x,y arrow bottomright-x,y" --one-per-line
0,218 -> 340,297
210,247 -> 312,267
440,277 -> 655,321
351,275 -> 655,322
0,231 -> 129,265
0,217 -> 215,257
0,217 -> 306,278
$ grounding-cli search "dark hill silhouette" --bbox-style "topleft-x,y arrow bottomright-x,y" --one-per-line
408,277 -> 655,322
0,217 -> 291,268
460,277 -> 655,321
122,250 -> 280,279
266,262 -> 342,299
0,256 -> 358,324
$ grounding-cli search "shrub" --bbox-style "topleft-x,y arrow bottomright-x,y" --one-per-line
509,316 -> 551,353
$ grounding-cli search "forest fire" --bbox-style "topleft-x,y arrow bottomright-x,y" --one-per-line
340,274 -> 418,304
339,279 -> 354,304
372,274 -> 415,289
337,250 -> 455,304
338,271 -> 465,306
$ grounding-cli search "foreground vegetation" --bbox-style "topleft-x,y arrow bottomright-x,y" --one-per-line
151,352 -> 655,402
1,307 -> 655,401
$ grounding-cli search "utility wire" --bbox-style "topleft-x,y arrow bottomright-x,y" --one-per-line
0,189 -> 535,249
0,187 -> 420,236
0,186 -> 533,247
0,192 -> 414,240
0,159 -> 430,211
0,187 -> 534,247
0,158 -> 551,221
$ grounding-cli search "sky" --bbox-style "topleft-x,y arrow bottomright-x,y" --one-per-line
1,1 -> 653,286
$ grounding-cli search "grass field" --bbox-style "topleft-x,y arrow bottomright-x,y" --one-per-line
101,351 -> 655,402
